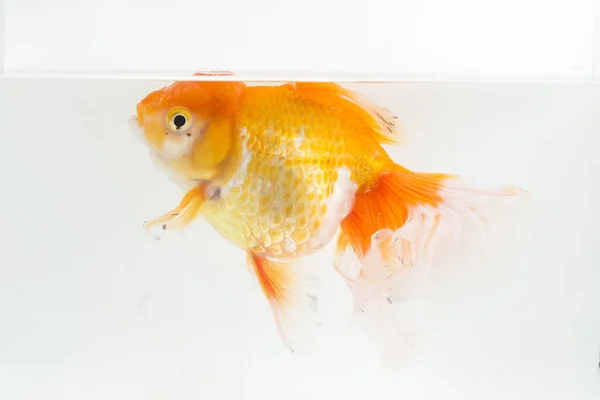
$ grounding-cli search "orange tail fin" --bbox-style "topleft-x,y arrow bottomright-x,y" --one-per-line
335,164 -> 529,363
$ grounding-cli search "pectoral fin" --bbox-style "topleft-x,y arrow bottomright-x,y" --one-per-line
143,184 -> 207,240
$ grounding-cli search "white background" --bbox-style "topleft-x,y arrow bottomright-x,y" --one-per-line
0,79 -> 599,399
1,0 -> 600,82
1,1 -> 600,399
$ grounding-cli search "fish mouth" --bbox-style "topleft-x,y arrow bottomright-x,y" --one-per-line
128,115 -> 147,143
128,115 -> 140,127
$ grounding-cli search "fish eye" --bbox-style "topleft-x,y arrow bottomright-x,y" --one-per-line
173,114 -> 186,129
167,108 -> 192,131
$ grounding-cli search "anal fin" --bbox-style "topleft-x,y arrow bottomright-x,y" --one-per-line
247,252 -> 322,354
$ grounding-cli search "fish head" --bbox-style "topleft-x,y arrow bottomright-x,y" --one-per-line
133,77 -> 245,180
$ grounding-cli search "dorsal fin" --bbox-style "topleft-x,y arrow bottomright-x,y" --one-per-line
283,82 -> 402,145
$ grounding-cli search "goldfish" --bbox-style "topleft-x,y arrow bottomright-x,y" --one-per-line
131,71 -> 527,356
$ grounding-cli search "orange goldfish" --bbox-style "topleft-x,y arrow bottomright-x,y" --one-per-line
132,72 -> 527,355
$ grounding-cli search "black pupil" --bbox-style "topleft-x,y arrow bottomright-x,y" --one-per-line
173,114 -> 186,129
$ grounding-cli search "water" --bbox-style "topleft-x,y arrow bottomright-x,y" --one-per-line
0,78 -> 598,399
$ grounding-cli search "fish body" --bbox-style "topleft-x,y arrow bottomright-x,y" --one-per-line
201,84 -> 395,259
133,73 -> 527,356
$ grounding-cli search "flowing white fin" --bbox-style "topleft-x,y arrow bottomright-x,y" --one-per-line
336,170 -> 531,365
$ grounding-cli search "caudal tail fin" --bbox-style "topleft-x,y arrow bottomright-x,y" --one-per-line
335,164 -> 530,364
